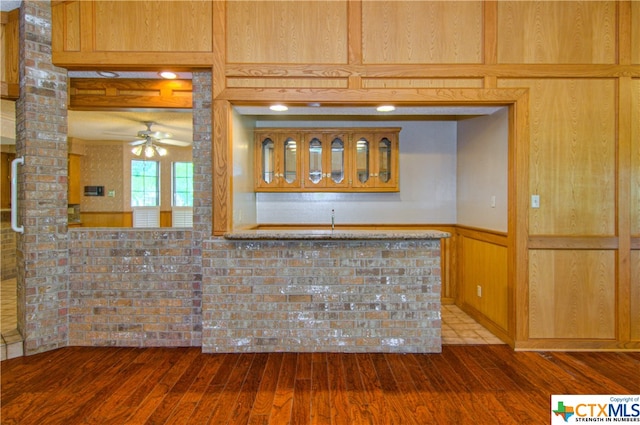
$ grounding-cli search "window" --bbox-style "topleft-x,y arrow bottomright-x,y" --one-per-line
172,162 -> 193,206
131,160 -> 159,206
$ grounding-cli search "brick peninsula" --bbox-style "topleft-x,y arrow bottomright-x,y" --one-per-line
202,229 -> 450,353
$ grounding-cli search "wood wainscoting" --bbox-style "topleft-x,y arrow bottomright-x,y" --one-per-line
455,226 -> 510,346
78,211 -> 173,228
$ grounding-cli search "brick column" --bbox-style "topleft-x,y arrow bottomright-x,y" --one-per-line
189,71 -> 213,343
16,0 -> 69,354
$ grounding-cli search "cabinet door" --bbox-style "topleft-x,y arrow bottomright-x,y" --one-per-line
304,133 -> 326,188
255,131 -> 301,190
68,154 -> 82,204
351,133 -> 373,189
325,133 -> 349,190
303,132 -> 349,190
350,131 -> 398,190
373,132 -> 398,190
1,152 -> 16,209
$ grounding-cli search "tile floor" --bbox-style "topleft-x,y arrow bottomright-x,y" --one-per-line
441,304 -> 505,344
1,278 -> 22,360
0,278 -> 503,358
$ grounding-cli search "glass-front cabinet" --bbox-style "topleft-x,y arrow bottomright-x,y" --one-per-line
254,131 -> 301,190
351,131 -> 398,190
303,132 -> 350,190
254,128 -> 399,192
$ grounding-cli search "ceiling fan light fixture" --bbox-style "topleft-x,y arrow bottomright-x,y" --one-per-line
131,145 -> 143,156
156,146 -> 168,156
144,145 -> 156,158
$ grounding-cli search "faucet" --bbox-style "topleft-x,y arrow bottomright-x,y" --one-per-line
331,209 -> 335,232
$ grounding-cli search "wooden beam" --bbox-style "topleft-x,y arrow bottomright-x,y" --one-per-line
68,78 -> 192,110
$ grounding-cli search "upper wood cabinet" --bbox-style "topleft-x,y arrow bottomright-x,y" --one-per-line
254,131 -> 302,191
255,128 -> 399,193
1,10 -> 19,100
350,131 -> 399,191
303,131 -> 350,191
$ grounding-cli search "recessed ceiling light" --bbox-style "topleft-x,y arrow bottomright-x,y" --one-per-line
159,71 -> 177,79
269,104 -> 288,112
97,71 -> 119,78
376,105 -> 396,112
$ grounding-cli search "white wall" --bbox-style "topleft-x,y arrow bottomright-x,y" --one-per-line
456,108 -> 509,232
231,110 -> 257,229
252,120 -> 458,225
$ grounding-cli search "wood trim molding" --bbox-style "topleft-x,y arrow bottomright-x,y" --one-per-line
528,236 -> 620,250
456,225 -> 507,246
69,78 -> 192,110
515,339 -> 640,352
224,64 -> 640,79
212,99 -> 231,236
216,87 -> 529,104
52,52 -> 214,69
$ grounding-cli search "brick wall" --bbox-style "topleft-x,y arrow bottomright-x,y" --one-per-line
202,239 -> 442,353
16,0 -> 69,354
68,229 -> 201,347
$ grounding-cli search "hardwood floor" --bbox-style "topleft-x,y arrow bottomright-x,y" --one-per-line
2,346 -> 638,424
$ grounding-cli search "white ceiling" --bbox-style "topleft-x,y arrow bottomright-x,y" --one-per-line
68,110 -> 193,145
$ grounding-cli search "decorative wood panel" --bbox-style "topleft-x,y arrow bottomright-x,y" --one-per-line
633,1 -> 640,64
226,78 -> 347,89
362,79 -> 483,89
51,0 -> 80,52
459,232 -> 508,331
631,251 -> 640,340
497,1 -> 616,64
529,250 -> 616,339
69,79 -> 192,110
94,1 -> 212,52
226,1 -> 347,64
361,1 -> 482,64
499,79 -> 616,236
632,79 -> 640,236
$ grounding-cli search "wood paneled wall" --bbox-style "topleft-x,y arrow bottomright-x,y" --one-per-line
50,0 -> 640,350
52,0 -> 213,68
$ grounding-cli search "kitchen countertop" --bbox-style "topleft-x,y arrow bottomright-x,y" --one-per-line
224,229 -> 451,240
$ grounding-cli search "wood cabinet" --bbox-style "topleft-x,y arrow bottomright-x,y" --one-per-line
302,131 -> 350,191
1,10 -> 19,100
350,130 -> 399,191
1,152 -> 15,209
68,154 -> 82,205
254,131 -> 302,191
255,128 -> 399,192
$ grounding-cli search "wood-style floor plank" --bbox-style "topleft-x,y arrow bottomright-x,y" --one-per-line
1,346 -> 638,425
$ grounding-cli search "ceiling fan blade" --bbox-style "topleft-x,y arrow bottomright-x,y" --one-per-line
129,139 -> 146,146
156,139 -> 191,147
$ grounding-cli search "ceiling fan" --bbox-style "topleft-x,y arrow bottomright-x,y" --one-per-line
129,121 -> 190,158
